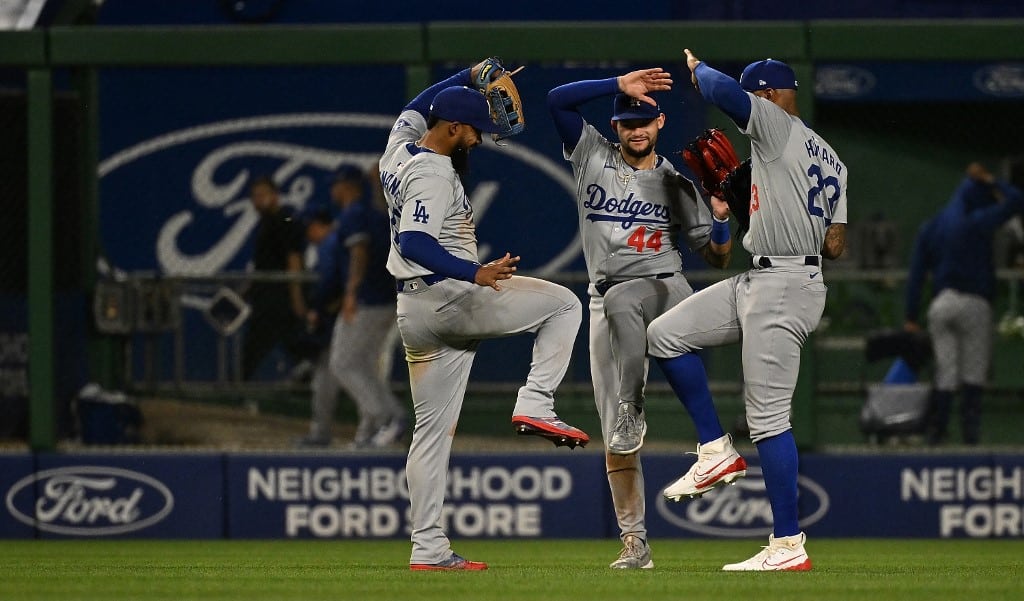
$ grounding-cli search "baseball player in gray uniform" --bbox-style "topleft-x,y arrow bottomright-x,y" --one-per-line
548,68 -> 732,569
647,50 -> 847,571
379,64 -> 589,571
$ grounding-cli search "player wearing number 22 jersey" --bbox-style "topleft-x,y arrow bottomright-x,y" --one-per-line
648,51 -> 847,571
549,67 -> 733,569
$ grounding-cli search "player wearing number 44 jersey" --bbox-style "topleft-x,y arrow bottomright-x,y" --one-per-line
647,50 -> 848,571
548,68 -> 733,569
379,60 -> 589,572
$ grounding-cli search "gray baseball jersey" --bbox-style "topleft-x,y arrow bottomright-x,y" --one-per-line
566,122 -> 712,543
742,92 -> 848,256
568,123 -> 713,283
380,110 -> 479,280
648,94 -> 848,442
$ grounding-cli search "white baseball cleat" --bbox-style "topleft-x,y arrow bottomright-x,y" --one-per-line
722,532 -> 812,572
662,433 -> 747,501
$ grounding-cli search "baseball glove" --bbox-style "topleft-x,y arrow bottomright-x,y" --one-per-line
473,57 -> 525,142
681,128 -> 752,232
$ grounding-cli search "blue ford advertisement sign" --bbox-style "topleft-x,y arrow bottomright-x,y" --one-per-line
4,452 -> 1024,539
4,454 -> 224,538
225,452 -> 608,539
0,454 -> 34,538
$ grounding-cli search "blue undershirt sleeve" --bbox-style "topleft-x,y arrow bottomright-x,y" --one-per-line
547,78 -> 620,151
404,68 -> 473,120
904,222 -> 933,322
969,182 -> 1024,232
694,63 -> 752,129
398,231 -> 480,283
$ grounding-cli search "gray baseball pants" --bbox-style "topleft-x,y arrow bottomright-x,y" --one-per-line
397,275 -> 581,564
927,289 -> 992,390
647,260 -> 826,442
309,304 -> 404,442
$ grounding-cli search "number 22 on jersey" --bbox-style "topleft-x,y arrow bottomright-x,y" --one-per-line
805,164 -> 840,225
627,226 -> 663,253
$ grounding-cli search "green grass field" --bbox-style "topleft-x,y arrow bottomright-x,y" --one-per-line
1,539 -> 1022,601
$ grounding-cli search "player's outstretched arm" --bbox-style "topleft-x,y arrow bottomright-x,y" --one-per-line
685,48 -> 752,128
547,78 -> 618,150
475,253 -> 520,291
403,67 -> 474,118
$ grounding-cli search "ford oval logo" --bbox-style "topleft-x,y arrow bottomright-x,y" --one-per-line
655,466 -> 830,537
5,466 -> 175,536
973,63 -> 1024,98
814,66 -> 876,99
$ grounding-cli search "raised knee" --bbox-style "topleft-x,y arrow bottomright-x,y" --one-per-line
645,318 -> 674,358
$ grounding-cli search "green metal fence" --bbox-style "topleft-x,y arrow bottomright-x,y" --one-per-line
6,20 -> 1024,450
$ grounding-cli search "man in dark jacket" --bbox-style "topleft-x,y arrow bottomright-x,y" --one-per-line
905,162 -> 1024,444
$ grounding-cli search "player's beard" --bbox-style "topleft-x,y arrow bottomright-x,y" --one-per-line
622,136 -> 656,160
451,145 -> 470,181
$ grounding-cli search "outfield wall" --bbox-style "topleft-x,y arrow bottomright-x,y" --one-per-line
3,451 -> 1022,540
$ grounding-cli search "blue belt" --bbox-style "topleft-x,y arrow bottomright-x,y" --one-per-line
595,272 -> 676,296
397,273 -> 447,292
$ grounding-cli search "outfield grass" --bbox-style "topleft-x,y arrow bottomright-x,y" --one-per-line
1,539 -> 1022,601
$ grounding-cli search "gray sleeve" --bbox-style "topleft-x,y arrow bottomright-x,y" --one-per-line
677,175 -> 713,251
388,110 -> 427,148
566,123 -> 608,169
741,94 -> 791,163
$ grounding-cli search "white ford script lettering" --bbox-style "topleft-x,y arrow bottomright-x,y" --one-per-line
36,476 -> 143,525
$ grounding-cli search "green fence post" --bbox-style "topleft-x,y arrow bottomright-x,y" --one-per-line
405,63 -> 431,103
75,66 -> 120,390
28,67 -> 56,451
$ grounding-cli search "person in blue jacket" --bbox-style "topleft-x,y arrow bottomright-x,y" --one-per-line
905,162 -> 1024,445
298,167 -> 407,448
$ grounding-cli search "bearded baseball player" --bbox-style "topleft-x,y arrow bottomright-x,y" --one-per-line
646,50 -> 847,571
548,68 -> 733,569
379,61 -> 589,571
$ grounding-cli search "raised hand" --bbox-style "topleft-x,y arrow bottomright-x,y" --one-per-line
475,252 -> 520,290
617,68 -> 673,106
684,48 -> 702,90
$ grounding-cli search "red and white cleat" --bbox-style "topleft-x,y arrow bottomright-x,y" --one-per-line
410,552 -> 488,571
512,415 -> 589,449
722,532 -> 813,572
662,433 -> 747,501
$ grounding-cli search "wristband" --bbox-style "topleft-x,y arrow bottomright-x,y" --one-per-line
711,217 -> 731,245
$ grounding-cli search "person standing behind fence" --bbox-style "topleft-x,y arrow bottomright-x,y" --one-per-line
242,175 -> 308,382
298,168 -> 407,449
904,162 -> 1024,445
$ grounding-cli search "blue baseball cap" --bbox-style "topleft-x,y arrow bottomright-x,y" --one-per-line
429,86 -> 502,134
740,59 -> 799,91
611,93 -> 662,121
